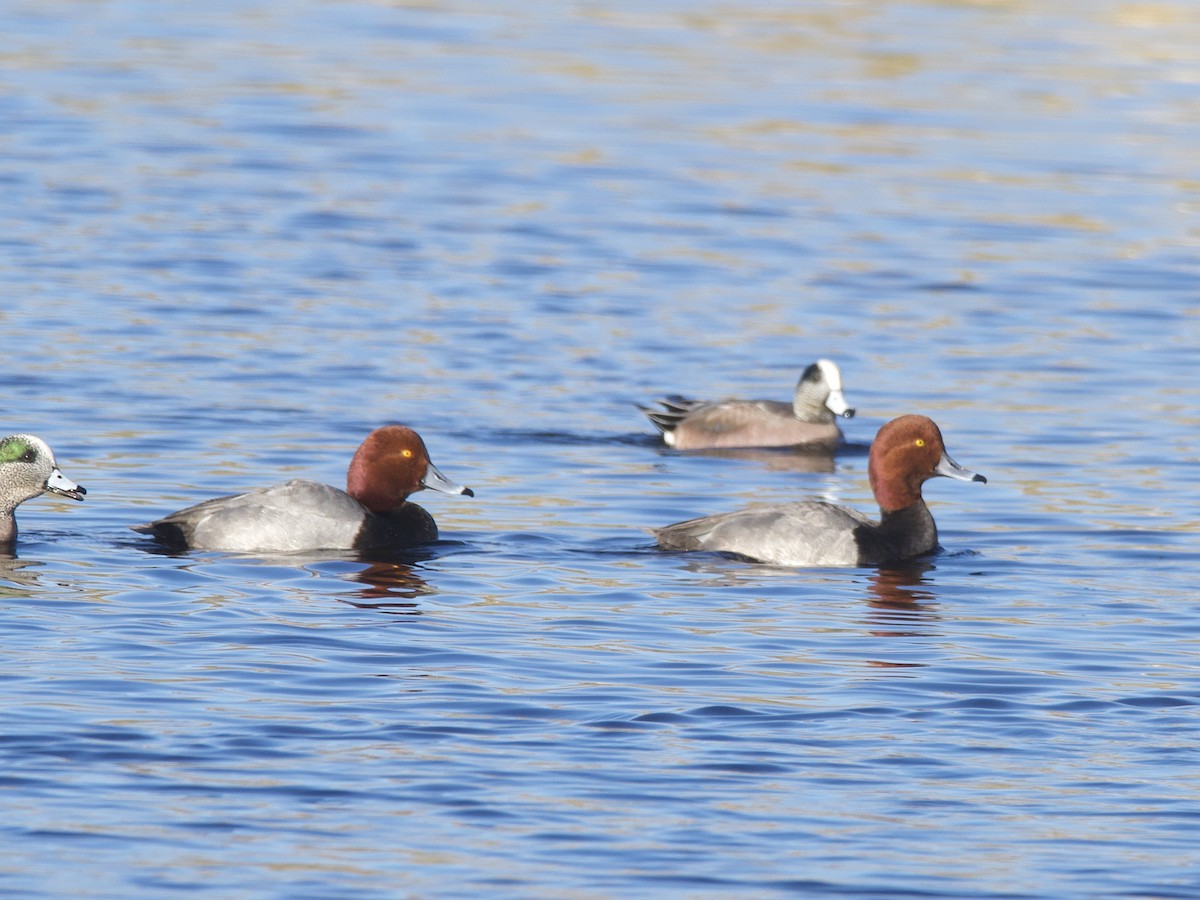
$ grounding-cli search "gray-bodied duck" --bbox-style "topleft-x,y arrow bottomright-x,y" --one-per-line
654,415 -> 984,567
134,425 -> 472,553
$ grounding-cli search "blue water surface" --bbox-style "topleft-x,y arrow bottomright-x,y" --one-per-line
2,1 -> 1199,896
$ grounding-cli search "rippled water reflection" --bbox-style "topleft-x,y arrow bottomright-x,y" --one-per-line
2,0 -> 1199,896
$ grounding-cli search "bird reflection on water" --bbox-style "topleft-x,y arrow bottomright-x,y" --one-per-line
861,563 -> 941,667
677,446 -> 838,474
340,556 -> 434,613
865,563 -> 938,609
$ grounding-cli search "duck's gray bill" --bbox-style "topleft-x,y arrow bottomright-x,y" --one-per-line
422,462 -> 474,497
935,452 -> 986,484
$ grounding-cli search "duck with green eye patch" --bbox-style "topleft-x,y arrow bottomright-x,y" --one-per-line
0,434 -> 86,545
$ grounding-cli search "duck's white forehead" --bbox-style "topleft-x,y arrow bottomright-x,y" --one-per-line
814,359 -> 843,390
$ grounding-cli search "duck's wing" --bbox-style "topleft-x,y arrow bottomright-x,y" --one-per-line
654,501 -> 872,567
647,397 -> 841,450
640,396 -> 796,444
133,480 -> 367,552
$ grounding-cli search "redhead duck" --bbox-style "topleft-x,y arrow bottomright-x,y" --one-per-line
639,359 -> 855,450
654,415 -> 983,566
133,426 -> 472,553
0,434 -> 86,545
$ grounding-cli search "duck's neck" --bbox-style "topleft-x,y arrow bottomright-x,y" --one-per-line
356,500 -> 438,548
856,501 -> 937,564
0,511 -> 15,545
792,379 -> 834,423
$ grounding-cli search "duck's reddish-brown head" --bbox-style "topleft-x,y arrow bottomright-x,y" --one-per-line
346,425 -> 473,513
868,415 -> 985,513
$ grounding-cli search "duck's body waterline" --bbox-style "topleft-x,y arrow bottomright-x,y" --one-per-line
654,415 -> 985,567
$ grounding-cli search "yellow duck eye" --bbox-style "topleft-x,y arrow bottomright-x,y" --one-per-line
401,449 -> 414,459
914,439 -> 925,447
